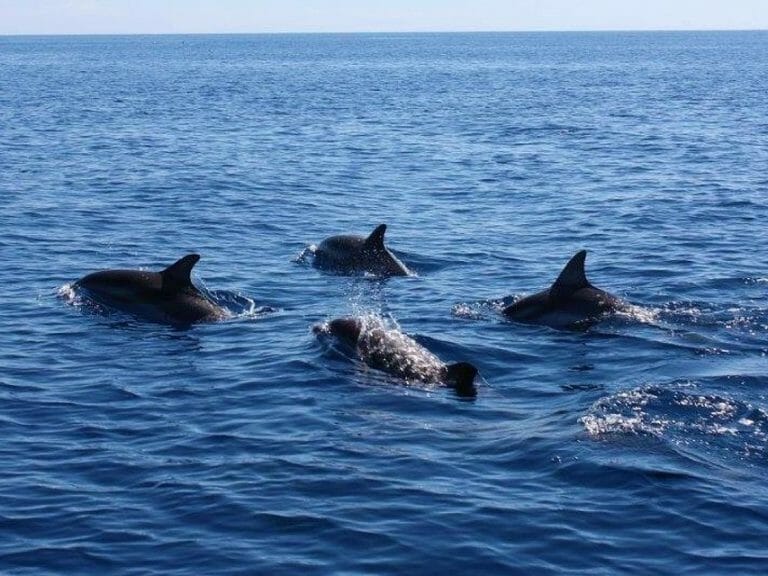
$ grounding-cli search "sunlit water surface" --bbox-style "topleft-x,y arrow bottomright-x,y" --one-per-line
1,32 -> 767,574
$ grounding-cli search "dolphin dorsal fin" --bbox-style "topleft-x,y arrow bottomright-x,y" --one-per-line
161,254 -> 200,290
363,224 -> 387,251
550,250 -> 590,299
445,362 -> 478,398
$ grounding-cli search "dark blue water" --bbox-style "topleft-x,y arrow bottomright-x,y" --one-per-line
2,32 -> 768,574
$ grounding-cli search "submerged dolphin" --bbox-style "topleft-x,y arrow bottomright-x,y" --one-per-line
502,250 -> 621,328
74,254 -> 226,325
313,224 -> 411,277
315,316 -> 478,397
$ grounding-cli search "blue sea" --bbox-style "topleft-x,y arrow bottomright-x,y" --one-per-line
2,31 -> 768,574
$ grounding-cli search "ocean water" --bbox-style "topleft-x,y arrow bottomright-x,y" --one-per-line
1,31 -> 768,574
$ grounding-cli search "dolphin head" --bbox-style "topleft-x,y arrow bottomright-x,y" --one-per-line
324,317 -> 363,347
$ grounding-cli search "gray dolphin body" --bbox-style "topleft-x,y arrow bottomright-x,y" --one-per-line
74,254 -> 226,325
313,224 -> 411,277
503,250 -> 622,328
316,316 -> 478,397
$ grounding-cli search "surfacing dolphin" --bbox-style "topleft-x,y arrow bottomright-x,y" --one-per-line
502,250 -> 622,328
315,316 -> 478,398
74,254 -> 227,325
312,224 -> 411,277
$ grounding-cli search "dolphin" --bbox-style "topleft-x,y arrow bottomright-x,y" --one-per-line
73,254 -> 227,325
313,224 -> 411,277
502,250 -> 621,328
315,316 -> 478,397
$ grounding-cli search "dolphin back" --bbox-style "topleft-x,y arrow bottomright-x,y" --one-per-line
314,224 -> 410,277
502,250 -> 621,327
73,254 -> 224,325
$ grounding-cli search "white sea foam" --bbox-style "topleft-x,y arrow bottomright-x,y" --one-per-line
57,282 -> 77,302
614,303 -> 661,325
580,383 -> 767,458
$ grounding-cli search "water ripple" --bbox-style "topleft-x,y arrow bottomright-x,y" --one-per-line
2,31 -> 768,575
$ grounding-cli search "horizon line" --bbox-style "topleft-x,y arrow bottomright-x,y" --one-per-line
1,27 -> 767,38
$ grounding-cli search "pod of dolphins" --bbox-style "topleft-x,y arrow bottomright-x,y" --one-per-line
71,223 -> 625,399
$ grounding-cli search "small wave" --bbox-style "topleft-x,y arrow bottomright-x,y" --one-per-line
58,282 -> 120,319
580,383 -> 768,462
656,300 -> 768,330
611,300 -> 768,355
57,282 -> 76,301
205,289 -> 277,321
293,244 -> 316,265
613,303 -> 661,325
60,282 -> 274,324
451,297 -> 513,320
451,302 -> 490,320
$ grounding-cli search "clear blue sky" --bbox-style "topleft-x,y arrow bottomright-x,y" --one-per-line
0,0 -> 766,35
